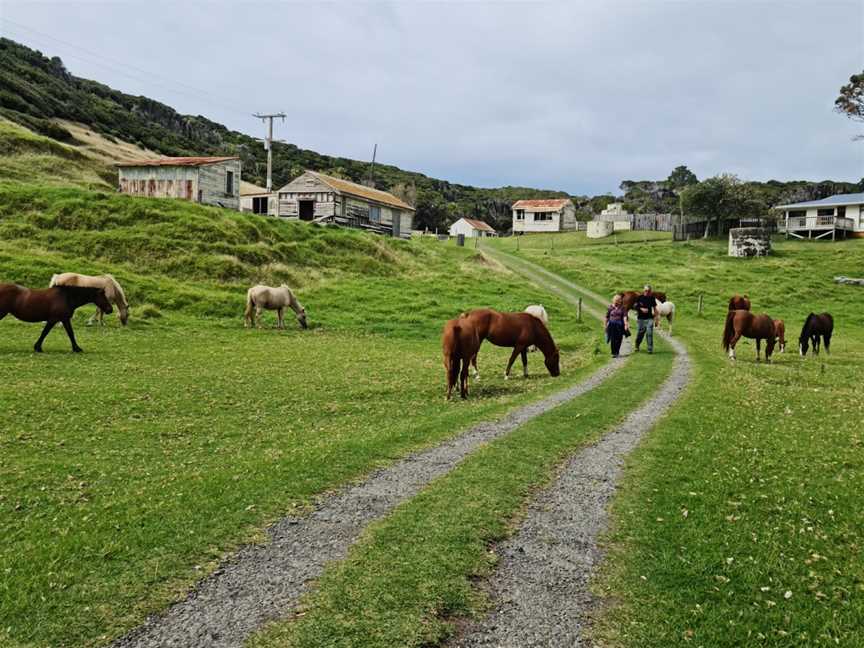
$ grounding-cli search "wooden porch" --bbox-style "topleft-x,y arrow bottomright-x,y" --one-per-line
783,215 -> 854,240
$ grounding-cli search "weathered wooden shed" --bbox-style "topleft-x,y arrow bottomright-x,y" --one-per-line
239,181 -> 275,215
276,170 -> 415,238
116,156 -> 241,210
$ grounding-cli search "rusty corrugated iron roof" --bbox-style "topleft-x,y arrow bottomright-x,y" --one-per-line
462,218 -> 496,232
115,156 -> 240,167
309,171 -> 415,211
512,198 -> 572,211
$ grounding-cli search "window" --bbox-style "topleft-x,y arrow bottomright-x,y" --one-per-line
370,206 -> 381,223
817,208 -> 834,217
252,196 -> 268,214
837,206 -> 846,218
225,170 -> 234,195
533,212 -> 553,221
515,209 -> 525,220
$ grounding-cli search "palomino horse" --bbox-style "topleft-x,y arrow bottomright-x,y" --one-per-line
799,312 -> 833,357
0,283 -> 112,352
728,294 -> 751,311
442,317 -> 481,399
244,284 -> 308,329
722,310 -> 776,362
773,319 -> 786,353
50,273 -> 129,325
621,290 -> 667,312
459,308 -> 560,380
654,301 -> 675,334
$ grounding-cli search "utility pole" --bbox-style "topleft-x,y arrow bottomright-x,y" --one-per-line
367,143 -> 377,187
253,112 -> 286,192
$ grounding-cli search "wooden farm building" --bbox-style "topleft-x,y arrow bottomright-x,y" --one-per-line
776,193 -> 864,240
239,181 -> 275,215
116,157 -> 241,210
276,171 -> 414,238
512,198 -> 576,233
448,217 -> 497,238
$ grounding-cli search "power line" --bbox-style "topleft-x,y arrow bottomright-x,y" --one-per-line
0,17 -> 251,117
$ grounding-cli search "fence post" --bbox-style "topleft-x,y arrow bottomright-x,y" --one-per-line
697,293 -> 704,315
577,297 -> 582,322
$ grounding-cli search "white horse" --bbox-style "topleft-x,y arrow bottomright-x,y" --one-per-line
50,272 -> 129,325
244,284 -> 308,329
654,301 -> 675,334
524,304 -> 549,355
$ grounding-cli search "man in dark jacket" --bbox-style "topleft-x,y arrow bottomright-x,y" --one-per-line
634,284 -> 656,353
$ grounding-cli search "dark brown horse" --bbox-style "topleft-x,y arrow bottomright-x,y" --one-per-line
773,319 -> 786,353
799,312 -> 833,357
459,308 -> 560,380
0,283 -> 112,352
621,290 -> 667,312
442,317 -> 481,399
722,310 -> 776,362
728,294 -> 751,311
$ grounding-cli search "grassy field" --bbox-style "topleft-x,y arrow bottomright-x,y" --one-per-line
486,234 -> 864,647
0,188 -> 601,648
249,342 -> 675,648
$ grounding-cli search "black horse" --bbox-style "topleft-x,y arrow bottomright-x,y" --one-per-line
799,312 -> 833,357
0,283 -> 113,352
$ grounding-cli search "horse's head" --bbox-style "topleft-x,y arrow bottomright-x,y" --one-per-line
118,303 -> 129,325
296,308 -> 309,329
799,313 -> 814,356
545,346 -> 561,377
94,289 -> 113,315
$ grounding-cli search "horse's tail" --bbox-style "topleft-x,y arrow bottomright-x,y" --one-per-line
244,289 -> 255,319
722,310 -> 736,351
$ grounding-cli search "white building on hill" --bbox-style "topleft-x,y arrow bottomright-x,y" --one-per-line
511,198 -> 576,233
776,193 -> 864,240
449,217 -> 497,238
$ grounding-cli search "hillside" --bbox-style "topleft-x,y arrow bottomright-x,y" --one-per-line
0,37 -> 569,232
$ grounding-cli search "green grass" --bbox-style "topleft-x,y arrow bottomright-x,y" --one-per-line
512,229 -> 672,250
0,186 -> 602,648
485,235 -> 864,647
249,342 -> 674,648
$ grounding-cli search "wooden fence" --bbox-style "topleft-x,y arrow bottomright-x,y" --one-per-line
673,218 -> 778,241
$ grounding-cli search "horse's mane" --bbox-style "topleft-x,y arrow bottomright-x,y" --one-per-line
104,274 -> 128,306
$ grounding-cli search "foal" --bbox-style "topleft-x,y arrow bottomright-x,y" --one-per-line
0,283 -> 113,352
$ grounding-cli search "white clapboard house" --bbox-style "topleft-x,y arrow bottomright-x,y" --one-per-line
512,198 -> 577,233
276,171 -> 414,238
448,217 -> 497,238
776,193 -> 864,240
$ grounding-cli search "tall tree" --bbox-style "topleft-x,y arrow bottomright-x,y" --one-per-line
681,174 -> 765,237
835,70 -> 864,139
666,165 -> 698,190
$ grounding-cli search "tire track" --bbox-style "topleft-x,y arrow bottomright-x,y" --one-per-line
451,248 -> 691,648
111,293 -> 627,648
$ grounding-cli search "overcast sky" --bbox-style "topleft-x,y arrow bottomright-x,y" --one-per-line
2,1 -> 862,194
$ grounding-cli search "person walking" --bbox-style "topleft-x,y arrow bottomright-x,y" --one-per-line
604,293 -> 629,358
634,284 -> 657,353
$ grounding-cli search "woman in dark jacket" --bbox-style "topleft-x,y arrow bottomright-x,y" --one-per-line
604,293 -> 629,358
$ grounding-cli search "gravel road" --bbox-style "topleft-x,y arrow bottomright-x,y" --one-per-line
450,249 -> 692,647
112,350 -> 626,648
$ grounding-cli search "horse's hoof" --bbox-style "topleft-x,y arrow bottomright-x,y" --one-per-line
504,374 -> 510,380
73,347 -> 83,353
33,346 -> 42,353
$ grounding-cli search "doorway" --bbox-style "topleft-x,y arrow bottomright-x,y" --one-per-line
299,200 -> 314,221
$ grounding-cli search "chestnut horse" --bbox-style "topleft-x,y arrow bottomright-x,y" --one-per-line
442,317 -> 481,399
0,283 -> 112,352
722,309 -> 776,362
773,319 -> 786,353
799,312 -> 833,357
621,290 -> 667,312
728,294 -> 751,311
459,308 -> 560,380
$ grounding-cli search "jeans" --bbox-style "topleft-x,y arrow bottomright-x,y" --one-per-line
607,320 -> 624,356
636,318 -> 654,352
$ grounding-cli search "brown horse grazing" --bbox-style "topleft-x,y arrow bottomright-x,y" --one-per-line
799,312 -> 833,357
773,319 -> 786,353
728,294 -> 751,311
722,310 -> 776,362
459,308 -> 560,380
442,317 -> 481,399
0,283 -> 112,352
621,290 -> 667,312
